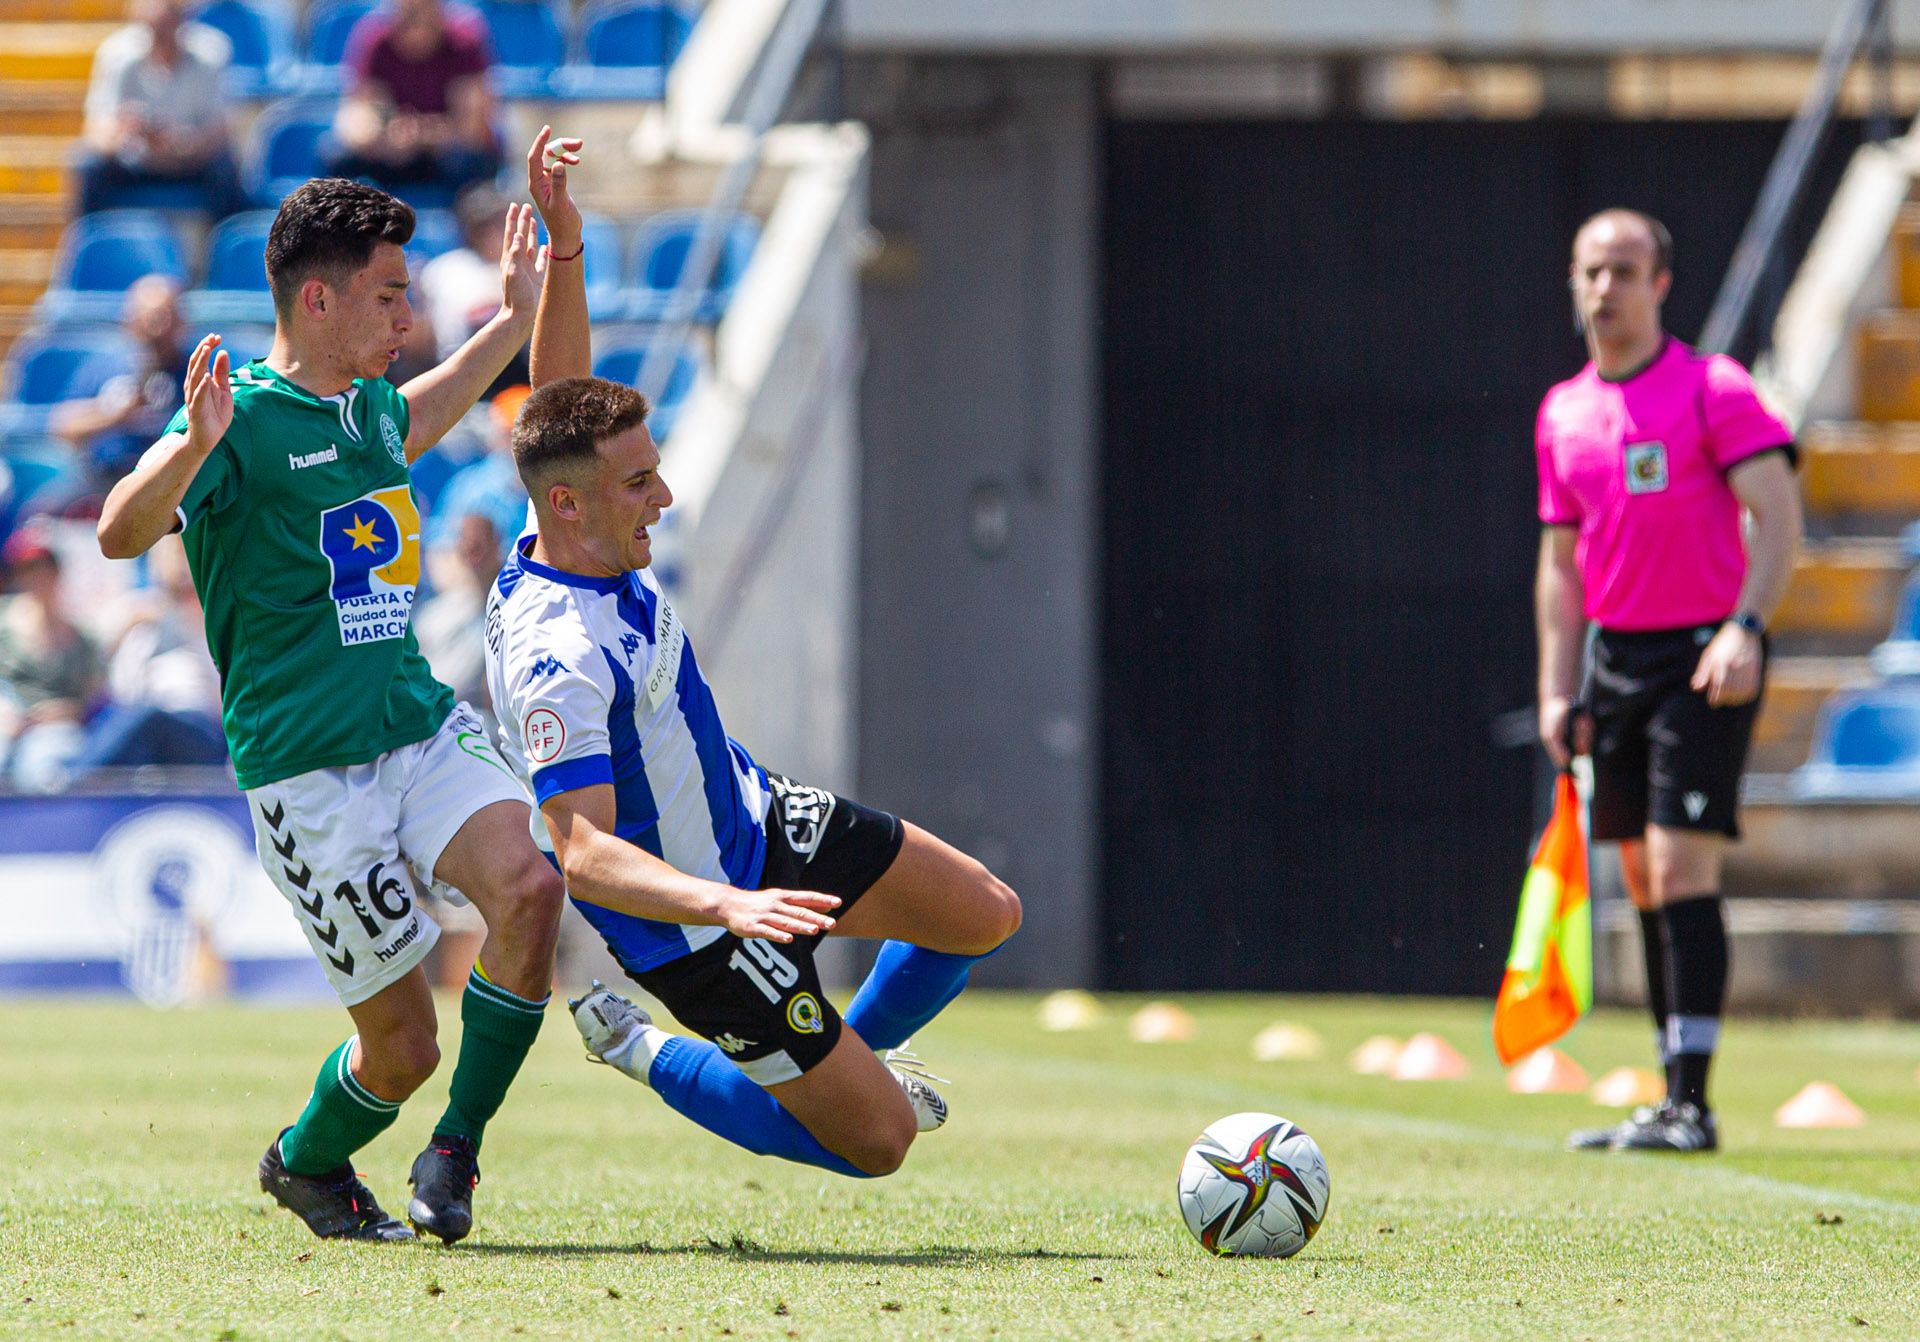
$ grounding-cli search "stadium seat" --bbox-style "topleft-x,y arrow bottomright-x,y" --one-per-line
296,0 -> 379,92
36,213 -> 189,324
591,327 -> 698,440
406,209 -> 463,262
1793,685 -> 1920,799
622,209 -> 758,322
183,211 -> 277,327
1869,569 -> 1920,679
476,0 -> 566,96
191,0 -> 295,96
0,328 -> 141,437
549,0 -> 695,99
0,439 -> 77,537
247,99 -> 337,206
202,322 -> 278,367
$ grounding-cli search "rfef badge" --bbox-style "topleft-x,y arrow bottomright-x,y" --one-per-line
1624,441 -> 1669,494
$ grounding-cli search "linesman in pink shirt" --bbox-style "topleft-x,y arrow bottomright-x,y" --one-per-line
1535,210 -> 1803,1154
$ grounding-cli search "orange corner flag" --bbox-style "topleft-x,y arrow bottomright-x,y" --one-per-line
1493,772 -> 1593,1065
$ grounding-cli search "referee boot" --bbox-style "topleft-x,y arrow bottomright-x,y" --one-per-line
258,1132 -> 414,1241
407,1134 -> 480,1244
1612,1100 -> 1717,1153
1566,1104 -> 1661,1152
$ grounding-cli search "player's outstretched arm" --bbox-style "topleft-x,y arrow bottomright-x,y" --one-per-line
98,334 -> 230,559
526,125 -> 591,386
397,203 -> 546,460
543,783 -> 841,941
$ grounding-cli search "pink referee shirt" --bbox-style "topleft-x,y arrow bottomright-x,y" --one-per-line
1535,338 -> 1793,632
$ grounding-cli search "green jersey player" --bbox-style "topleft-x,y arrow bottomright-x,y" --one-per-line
96,135 -> 586,1244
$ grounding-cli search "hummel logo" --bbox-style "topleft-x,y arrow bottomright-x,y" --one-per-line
1683,791 -> 1708,822
288,445 -> 340,471
620,633 -> 642,662
528,655 -> 568,680
714,1033 -> 756,1055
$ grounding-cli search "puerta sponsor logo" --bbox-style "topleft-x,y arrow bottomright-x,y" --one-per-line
317,486 -> 421,645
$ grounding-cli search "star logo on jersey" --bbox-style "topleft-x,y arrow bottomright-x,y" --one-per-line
528,655 -> 569,680
317,486 -> 420,645
1194,1121 -> 1323,1253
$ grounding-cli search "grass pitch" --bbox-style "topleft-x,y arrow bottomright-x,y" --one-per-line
6,993 -> 1920,1340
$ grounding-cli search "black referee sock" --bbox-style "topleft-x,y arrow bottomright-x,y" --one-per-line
1637,907 -> 1671,1076
1659,896 -> 1728,1113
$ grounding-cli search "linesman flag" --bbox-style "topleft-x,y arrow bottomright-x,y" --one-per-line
1492,771 -> 1592,1065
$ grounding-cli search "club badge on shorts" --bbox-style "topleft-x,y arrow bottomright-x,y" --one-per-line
787,992 -> 825,1034
1624,441 -> 1669,494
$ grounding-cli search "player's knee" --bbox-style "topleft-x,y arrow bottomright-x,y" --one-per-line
842,1113 -> 916,1176
497,856 -> 566,937
361,1030 -> 440,1097
956,870 -> 1021,956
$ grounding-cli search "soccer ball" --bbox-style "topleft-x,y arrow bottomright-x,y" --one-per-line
1177,1111 -> 1330,1257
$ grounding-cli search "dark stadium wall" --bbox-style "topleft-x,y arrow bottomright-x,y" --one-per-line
1099,117 -> 1858,995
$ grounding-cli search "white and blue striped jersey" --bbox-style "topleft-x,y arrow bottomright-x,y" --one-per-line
485,537 -> 772,972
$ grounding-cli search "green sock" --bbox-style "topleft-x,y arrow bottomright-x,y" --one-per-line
434,966 -> 549,1149
279,1038 -> 402,1175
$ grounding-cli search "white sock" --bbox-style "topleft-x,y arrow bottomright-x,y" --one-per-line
605,1022 -> 671,1084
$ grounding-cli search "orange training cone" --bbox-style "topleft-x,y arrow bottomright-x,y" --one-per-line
1506,1047 -> 1588,1094
1775,1082 -> 1866,1129
1390,1032 -> 1469,1081
1589,1066 -> 1665,1108
1128,1001 -> 1195,1043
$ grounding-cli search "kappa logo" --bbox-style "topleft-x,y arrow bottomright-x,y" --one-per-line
317,485 -> 420,645
619,632 -> 642,663
714,1032 -> 756,1055
528,655 -> 569,680
1683,791 -> 1708,822
773,779 -> 837,862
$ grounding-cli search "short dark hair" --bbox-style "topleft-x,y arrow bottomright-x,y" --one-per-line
265,178 -> 415,317
1577,208 -> 1673,275
512,377 -> 653,495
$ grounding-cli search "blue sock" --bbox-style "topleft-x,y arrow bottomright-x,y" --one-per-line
647,1036 -> 868,1178
843,941 -> 985,1052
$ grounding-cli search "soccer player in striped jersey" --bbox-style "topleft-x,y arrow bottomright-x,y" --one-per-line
483,376 -> 1020,1177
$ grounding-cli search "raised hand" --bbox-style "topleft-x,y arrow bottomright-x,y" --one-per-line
498,202 -> 547,322
526,125 -> 584,253
183,334 -> 232,449
716,888 -> 841,943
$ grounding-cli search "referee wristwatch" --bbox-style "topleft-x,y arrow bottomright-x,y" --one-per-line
1727,609 -> 1765,638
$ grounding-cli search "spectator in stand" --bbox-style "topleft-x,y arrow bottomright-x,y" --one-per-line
415,509 -> 501,719
423,184 -> 530,396
325,0 -> 502,197
48,275 -> 190,501
75,0 -> 248,219
72,535 -> 226,773
0,526 -> 103,791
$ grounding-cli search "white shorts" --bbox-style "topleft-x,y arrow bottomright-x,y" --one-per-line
244,702 -> 530,1006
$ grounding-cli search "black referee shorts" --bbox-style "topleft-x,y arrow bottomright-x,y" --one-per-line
1587,624 -> 1766,842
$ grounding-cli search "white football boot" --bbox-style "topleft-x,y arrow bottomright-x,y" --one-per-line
883,1044 -> 950,1132
569,980 -> 655,1081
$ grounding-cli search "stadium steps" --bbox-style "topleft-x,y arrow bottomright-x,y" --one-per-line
1749,655 -> 1873,773
1766,538 -> 1908,652
1799,421 -> 1920,526
0,24 -> 116,82
0,0 -> 127,19
0,248 -> 54,308
0,80 -> 87,136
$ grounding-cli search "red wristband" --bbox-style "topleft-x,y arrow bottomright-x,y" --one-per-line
545,241 -> 584,263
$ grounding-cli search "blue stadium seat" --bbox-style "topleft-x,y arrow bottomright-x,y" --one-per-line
296,0 -> 379,92
0,328 -> 141,437
36,213 -> 189,324
1869,568 -> 1920,679
202,323 -> 278,367
1794,686 -> 1920,798
184,211 -> 277,326
622,209 -> 758,322
591,327 -> 698,440
407,208 -> 463,262
191,0 -> 295,96
549,0 -> 695,99
0,439 -> 78,537
476,0 -> 565,96
248,99 -> 337,205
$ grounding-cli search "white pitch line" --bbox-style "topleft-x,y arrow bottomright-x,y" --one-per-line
995,1050 -> 1920,1221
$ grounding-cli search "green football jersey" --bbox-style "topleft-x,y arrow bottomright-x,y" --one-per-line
165,361 -> 453,788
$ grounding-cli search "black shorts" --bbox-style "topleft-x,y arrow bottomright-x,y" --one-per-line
1587,625 -> 1766,842
631,773 -> 904,1085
